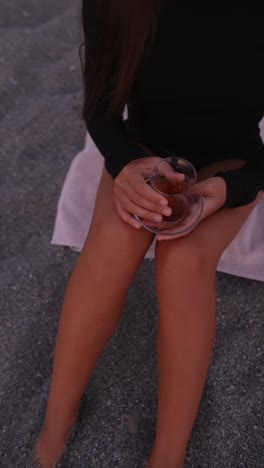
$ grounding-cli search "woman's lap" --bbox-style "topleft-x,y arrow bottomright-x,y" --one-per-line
84,158 -> 261,276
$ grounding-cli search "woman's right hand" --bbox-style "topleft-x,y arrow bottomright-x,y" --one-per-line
113,157 -> 185,229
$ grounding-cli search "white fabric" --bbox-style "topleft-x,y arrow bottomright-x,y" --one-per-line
51,118 -> 264,282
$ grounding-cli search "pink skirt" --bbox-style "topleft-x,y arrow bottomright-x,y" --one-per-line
51,129 -> 264,282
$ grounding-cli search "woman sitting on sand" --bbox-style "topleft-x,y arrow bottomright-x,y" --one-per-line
35,1 -> 264,467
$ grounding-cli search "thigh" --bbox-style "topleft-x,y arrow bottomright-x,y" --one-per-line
155,158 -> 262,271
81,168 -> 155,281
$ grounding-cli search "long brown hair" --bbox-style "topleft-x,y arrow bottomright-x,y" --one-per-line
81,0 -> 163,121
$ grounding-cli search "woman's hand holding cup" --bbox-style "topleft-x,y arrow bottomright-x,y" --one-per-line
113,157 -> 185,229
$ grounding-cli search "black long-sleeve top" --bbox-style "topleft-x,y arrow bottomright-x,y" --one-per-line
84,3 -> 264,208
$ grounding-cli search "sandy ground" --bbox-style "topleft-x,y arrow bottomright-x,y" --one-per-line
0,1 -> 264,467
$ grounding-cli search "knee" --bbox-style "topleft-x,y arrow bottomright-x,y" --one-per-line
155,237 -> 214,279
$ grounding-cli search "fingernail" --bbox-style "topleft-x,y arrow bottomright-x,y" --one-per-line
154,215 -> 162,222
162,207 -> 172,216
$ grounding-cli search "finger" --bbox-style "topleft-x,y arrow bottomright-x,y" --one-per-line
122,181 -> 172,217
151,164 -> 190,195
117,191 -> 164,223
156,205 -> 197,240
157,161 -> 186,182
141,204 -> 191,227
127,175 -> 170,207
115,200 -> 142,229
141,218 -> 161,226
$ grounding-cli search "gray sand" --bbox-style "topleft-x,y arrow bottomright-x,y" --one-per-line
0,1 -> 264,467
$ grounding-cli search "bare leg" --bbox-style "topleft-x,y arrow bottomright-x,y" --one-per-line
150,255 -> 216,468
147,159 -> 261,468
35,168 -> 154,467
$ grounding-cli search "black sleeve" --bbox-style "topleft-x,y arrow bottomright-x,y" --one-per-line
82,0 -> 149,178
85,109 -> 150,178
214,144 -> 264,208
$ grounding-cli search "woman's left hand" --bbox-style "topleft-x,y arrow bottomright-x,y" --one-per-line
156,176 -> 227,241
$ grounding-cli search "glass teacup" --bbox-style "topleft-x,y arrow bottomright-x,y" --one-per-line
134,156 -> 204,236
